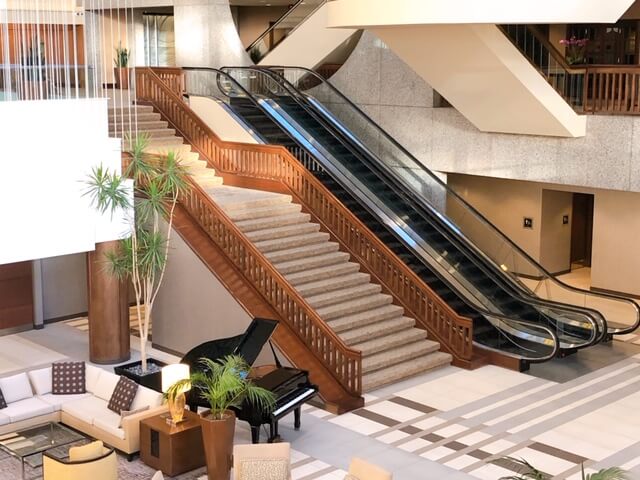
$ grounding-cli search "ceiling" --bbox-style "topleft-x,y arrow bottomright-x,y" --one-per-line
229,0 -> 295,6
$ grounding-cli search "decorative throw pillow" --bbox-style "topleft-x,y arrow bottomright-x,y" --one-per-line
0,388 -> 6,409
238,458 -> 290,480
118,405 -> 150,427
108,376 -> 139,414
52,361 -> 86,395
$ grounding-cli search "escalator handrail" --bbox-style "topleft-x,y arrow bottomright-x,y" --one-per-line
214,66 -> 602,348
182,66 -> 563,360
245,0 -> 326,55
259,65 -> 640,333
221,65 -> 608,345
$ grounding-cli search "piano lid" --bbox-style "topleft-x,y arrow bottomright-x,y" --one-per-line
232,317 -> 278,366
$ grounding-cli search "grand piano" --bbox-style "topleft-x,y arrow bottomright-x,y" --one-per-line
181,318 -> 318,443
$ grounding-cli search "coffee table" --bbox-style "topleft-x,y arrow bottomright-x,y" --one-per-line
0,422 -> 87,479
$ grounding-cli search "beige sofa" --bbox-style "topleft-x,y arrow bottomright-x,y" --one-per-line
0,364 -> 168,455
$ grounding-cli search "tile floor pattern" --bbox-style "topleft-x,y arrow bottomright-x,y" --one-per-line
5,323 -> 640,479
63,305 -> 151,339
308,363 -> 640,480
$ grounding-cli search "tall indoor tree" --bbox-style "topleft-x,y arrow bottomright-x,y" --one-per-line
85,135 -> 189,372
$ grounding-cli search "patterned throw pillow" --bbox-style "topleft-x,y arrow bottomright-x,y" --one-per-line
107,376 -> 139,414
52,361 -> 86,395
238,458 -> 290,480
0,388 -> 6,409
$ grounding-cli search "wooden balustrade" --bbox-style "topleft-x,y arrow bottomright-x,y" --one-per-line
135,67 -> 475,368
583,67 -> 640,115
179,177 -> 362,395
149,67 -> 185,98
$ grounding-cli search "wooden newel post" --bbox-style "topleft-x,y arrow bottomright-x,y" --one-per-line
87,240 -> 130,364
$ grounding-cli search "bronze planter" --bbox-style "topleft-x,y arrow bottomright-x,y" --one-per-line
114,67 -> 130,89
200,410 -> 236,480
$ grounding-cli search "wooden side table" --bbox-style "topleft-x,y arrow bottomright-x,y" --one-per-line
140,410 -> 205,476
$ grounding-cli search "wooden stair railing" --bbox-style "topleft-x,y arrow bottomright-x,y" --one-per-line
136,67 -> 475,368
181,173 -> 363,397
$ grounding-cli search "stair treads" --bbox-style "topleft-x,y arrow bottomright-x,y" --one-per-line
327,304 -> 404,333
254,232 -> 331,253
316,293 -> 393,321
306,283 -> 381,309
361,339 -> 440,374
274,251 -> 350,275
339,316 -> 415,345
244,222 -> 320,242
285,262 -> 359,285
265,241 -> 339,264
293,272 -> 371,297
236,213 -> 312,232
227,203 -> 302,222
362,352 -> 452,391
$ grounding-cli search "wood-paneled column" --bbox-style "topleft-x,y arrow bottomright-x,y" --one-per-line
87,241 -> 130,364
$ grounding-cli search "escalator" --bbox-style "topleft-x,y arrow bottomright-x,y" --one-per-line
182,67 -> 614,368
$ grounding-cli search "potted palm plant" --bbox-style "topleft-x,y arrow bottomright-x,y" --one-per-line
498,457 -> 628,480
114,42 -> 130,89
85,134 -> 189,391
168,355 -> 275,480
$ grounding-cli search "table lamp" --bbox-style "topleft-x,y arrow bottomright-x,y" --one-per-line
162,363 -> 191,425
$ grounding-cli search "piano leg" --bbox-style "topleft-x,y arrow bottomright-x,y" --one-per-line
268,419 -> 281,443
294,407 -> 301,430
250,425 -> 261,444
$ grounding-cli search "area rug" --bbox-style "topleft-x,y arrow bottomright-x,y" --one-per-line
0,448 -> 206,480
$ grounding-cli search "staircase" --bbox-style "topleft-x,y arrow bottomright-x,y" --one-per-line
109,104 -> 451,393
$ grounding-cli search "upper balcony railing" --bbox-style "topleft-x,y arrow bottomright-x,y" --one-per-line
502,24 -> 640,115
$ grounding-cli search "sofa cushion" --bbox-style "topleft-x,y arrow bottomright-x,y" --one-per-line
39,393 -> 91,411
52,361 -> 86,395
130,385 -> 163,411
0,373 -> 33,404
69,440 -> 104,462
0,388 -> 6,409
1,397 -> 54,423
0,413 -> 10,426
93,410 -> 126,440
85,365 -> 103,394
107,376 -> 138,414
62,395 -> 109,425
28,367 -> 52,396
93,372 -> 120,402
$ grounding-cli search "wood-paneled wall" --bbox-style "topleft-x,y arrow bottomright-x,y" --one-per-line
0,262 -> 33,331
0,24 -> 84,64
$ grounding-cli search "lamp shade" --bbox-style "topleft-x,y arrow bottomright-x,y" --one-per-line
161,363 -> 191,393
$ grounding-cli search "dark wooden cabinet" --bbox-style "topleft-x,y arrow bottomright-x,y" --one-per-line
140,410 -> 206,476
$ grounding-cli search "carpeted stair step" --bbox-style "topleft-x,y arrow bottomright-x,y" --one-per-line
274,251 -> 350,275
214,189 -> 292,212
339,316 -> 415,345
294,272 -> 371,297
285,262 -> 360,285
236,213 -> 311,233
196,176 -> 224,188
244,222 -> 320,242
227,203 -> 302,222
327,304 -> 404,333
109,118 -> 166,129
265,242 -> 339,264
255,232 -> 331,254
362,339 -> 441,374
108,105 -> 154,116
317,293 -> 393,321
362,352 -> 452,392
352,327 -> 425,356
306,283 -> 381,309
111,127 -> 176,138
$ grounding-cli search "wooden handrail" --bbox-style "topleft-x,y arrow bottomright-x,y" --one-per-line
137,67 -> 474,366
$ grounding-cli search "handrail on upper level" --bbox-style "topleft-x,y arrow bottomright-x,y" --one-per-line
246,0 -> 304,52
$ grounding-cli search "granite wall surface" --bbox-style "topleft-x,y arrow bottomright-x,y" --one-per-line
328,32 -> 640,193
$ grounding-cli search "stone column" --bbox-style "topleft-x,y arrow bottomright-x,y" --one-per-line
87,241 -> 130,364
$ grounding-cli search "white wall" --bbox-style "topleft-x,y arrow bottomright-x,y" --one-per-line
189,96 -> 258,144
327,0 -> 636,27
0,98 -> 131,265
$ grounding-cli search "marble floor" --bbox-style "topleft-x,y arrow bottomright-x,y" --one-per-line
2,322 -> 640,479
